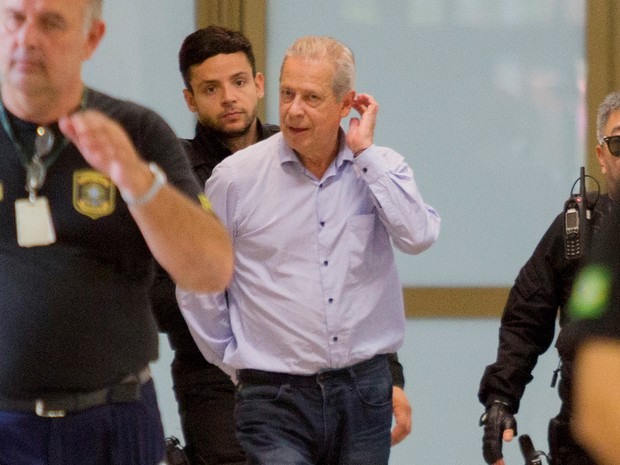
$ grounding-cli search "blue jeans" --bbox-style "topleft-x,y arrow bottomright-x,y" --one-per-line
0,380 -> 165,465
235,355 -> 392,465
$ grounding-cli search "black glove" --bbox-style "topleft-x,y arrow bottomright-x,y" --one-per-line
479,400 -> 518,464
164,436 -> 191,465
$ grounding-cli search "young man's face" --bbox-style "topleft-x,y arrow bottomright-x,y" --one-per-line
184,51 -> 265,137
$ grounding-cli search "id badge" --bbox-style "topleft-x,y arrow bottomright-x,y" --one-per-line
15,197 -> 57,247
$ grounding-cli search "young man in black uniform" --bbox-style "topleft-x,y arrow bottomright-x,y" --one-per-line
151,26 -> 278,465
0,1 -> 233,465
478,91 -> 620,465
151,26 -> 412,465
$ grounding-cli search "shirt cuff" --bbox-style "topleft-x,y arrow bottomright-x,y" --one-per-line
353,145 -> 390,182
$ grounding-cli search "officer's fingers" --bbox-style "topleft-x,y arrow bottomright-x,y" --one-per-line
502,429 -> 515,442
493,459 -> 506,465
482,425 -> 504,463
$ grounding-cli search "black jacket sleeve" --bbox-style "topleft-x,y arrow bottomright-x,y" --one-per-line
478,213 -> 578,412
388,353 -> 405,388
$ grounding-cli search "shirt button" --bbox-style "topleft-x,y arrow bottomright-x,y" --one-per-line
362,167 -> 368,173
320,221 -> 325,227
328,298 -> 333,304
332,336 -> 338,342
323,260 -> 328,266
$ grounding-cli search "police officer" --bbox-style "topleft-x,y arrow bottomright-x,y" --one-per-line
478,91 -> 620,465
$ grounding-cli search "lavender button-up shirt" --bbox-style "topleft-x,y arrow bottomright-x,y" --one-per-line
177,130 -> 440,376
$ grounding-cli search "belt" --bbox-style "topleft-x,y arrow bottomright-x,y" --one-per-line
0,366 -> 151,418
238,355 -> 387,387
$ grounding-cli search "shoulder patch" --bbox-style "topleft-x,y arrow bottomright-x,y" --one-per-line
568,264 -> 612,320
198,193 -> 212,212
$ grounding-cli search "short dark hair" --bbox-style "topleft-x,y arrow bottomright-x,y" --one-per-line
179,25 -> 256,91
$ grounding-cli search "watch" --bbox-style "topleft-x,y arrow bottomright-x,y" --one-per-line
121,162 -> 167,207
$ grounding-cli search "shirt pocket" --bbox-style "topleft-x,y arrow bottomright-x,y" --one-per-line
345,214 -> 377,277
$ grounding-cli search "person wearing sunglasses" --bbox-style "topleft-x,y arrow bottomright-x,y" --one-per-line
565,191 -> 620,465
596,133 -> 620,201
478,91 -> 620,465
600,135 -> 620,157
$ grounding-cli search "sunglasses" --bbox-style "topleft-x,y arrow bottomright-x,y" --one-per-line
601,135 -> 620,157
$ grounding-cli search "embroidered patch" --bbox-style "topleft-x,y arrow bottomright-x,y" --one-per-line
568,264 -> 612,320
72,170 -> 116,219
198,193 -> 213,212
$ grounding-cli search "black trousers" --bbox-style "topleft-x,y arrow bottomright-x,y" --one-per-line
171,351 -> 245,465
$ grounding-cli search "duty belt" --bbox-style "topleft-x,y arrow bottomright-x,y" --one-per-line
0,366 -> 151,418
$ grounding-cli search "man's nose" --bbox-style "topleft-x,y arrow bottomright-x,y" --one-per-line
287,95 -> 305,115
16,20 -> 41,48
221,84 -> 238,103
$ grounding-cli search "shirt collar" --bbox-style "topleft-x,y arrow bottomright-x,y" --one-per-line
278,127 -> 354,170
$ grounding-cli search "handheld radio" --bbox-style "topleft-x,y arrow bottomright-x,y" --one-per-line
564,167 -> 592,260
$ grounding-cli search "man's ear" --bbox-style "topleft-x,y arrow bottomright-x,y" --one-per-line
183,88 -> 198,113
255,72 -> 265,100
340,90 -> 355,118
596,144 -> 607,174
82,19 -> 106,61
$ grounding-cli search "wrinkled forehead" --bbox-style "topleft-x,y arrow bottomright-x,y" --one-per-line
281,57 -> 335,88
0,0 -> 90,21
604,111 -> 620,136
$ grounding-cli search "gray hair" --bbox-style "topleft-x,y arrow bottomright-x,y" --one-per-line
83,0 -> 102,32
280,36 -> 355,101
597,91 -> 620,142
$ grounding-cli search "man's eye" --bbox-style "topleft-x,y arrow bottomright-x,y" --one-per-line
3,13 -> 23,32
234,79 -> 246,87
306,94 -> 322,106
40,14 -> 66,31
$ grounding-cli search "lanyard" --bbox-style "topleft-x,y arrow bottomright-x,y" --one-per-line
0,89 -> 88,201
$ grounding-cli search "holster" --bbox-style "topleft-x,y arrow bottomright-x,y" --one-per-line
548,416 -> 595,465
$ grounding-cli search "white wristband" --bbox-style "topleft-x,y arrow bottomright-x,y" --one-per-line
121,162 -> 167,207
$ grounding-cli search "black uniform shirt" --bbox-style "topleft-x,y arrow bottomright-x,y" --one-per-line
151,119 -> 279,347
0,89 -> 201,397
564,203 -> 620,347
